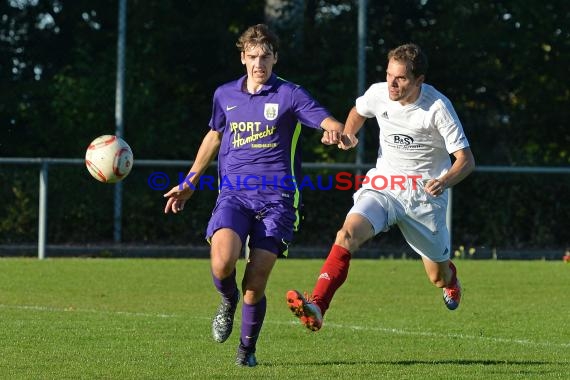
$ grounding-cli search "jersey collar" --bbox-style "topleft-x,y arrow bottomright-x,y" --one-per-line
237,73 -> 278,94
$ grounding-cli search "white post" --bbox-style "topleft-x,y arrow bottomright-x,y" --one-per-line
244,236 -> 250,262
356,0 -> 367,174
38,162 -> 48,259
447,187 -> 453,250
114,0 -> 127,243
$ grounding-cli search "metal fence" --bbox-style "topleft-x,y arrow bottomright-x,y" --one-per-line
1,157 -> 569,259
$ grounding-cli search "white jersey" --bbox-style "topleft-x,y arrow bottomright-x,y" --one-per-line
356,82 -> 469,179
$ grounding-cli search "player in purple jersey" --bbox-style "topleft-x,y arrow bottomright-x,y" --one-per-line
287,43 -> 475,333
163,24 -> 344,367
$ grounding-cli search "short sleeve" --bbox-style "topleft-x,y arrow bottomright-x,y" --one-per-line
291,85 -> 331,129
208,88 -> 226,132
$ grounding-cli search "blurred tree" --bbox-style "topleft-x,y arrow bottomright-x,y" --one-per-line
362,0 -> 570,166
1,0 -> 568,249
2,0 -> 568,163
1,0 -> 118,156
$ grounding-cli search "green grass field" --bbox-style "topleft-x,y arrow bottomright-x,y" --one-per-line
0,258 -> 568,379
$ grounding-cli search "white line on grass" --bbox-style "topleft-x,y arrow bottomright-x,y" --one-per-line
0,304 -> 175,318
316,321 -> 570,349
3,303 -> 568,349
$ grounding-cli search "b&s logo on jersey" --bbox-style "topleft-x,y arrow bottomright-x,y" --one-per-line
388,134 -> 414,145
384,134 -> 422,150
264,103 -> 279,121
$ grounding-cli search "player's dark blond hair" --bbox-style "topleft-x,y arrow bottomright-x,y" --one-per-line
236,24 -> 280,54
388,43 -> 429,78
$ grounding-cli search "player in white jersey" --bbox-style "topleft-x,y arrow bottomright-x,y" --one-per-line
287,43 -> 475,331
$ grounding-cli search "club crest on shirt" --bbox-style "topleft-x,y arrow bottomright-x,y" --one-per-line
264,103 -> 279,121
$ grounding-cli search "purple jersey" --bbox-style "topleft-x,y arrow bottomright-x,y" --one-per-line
208,73 -> 330,207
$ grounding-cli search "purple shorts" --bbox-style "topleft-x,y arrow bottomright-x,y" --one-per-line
205,194 -> 298,256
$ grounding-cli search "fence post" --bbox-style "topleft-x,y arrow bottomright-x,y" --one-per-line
38,162 -> 48,259
447,187 -> 453,252
113,0 -> 128,243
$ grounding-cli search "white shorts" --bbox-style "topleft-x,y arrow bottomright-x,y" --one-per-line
348,187 -> 450,262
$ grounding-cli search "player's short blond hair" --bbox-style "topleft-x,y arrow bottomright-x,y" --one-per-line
236,24 -> 280,55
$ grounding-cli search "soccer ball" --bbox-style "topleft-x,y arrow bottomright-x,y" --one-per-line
85,135 -> 134,183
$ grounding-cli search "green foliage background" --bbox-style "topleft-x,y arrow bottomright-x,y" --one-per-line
1,1 -> 568,251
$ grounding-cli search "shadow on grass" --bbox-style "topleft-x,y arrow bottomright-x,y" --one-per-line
266,359 -> 560,367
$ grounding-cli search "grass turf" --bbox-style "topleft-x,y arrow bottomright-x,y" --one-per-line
0,258 -> 568,379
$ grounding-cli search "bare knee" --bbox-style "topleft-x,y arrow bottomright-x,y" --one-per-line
333,215 -> 375,252
334,228 -> 359,252
210,229 -> 241,279
210,249 -> 238,279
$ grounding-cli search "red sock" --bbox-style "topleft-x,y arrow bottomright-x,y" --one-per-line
448,261 -> 458,287
312,244 -> 351,315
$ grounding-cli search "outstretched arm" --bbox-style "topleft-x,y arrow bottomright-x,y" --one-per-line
425,147 -> 475,196
163,129 -> 222,214
337,106 -> 368,150
320,116 -> 344,145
